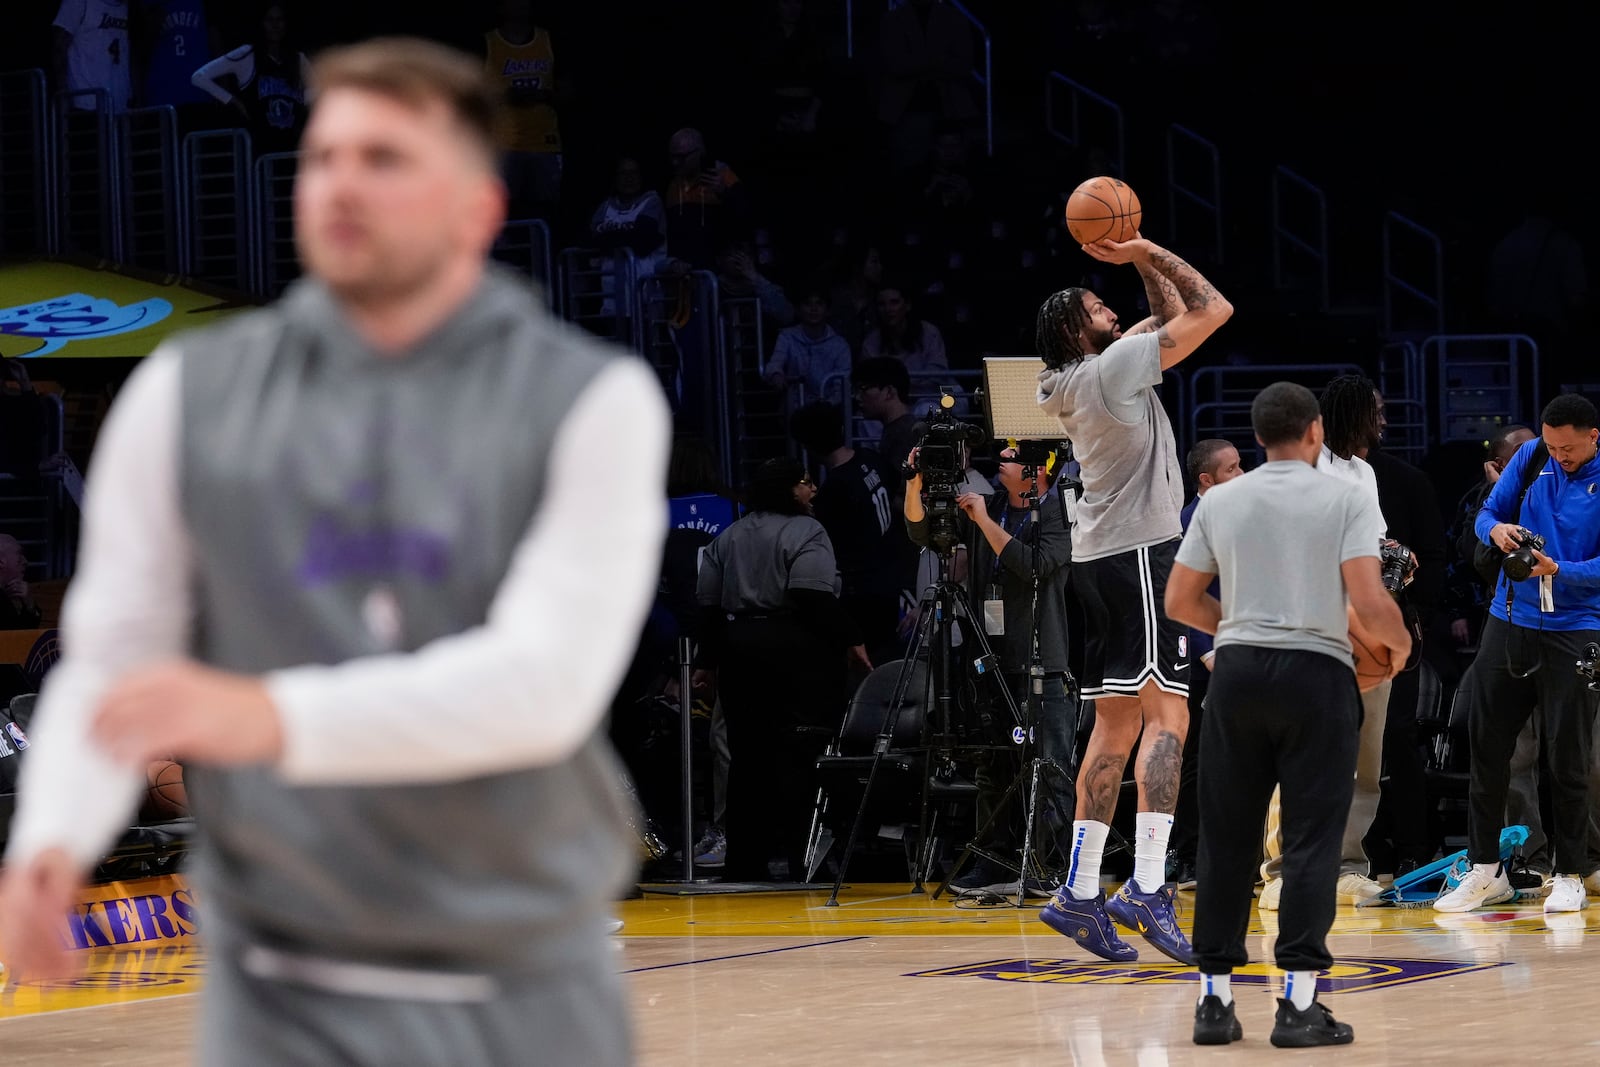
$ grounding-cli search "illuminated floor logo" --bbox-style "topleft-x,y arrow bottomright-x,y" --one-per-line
905,956 -> 1509,994
0,292 -> 172,356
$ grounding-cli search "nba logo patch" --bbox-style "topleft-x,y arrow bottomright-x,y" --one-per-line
6,722 -> 28,750
1178,636 -> 1188,658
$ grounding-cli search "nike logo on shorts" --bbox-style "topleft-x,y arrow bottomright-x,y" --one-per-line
1172,663 -> 1189,672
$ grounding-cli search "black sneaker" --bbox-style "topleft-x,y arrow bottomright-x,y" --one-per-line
950,859 -> 1013,893
1270,998 -> 1354,1048
1192,995 -> 1242,1045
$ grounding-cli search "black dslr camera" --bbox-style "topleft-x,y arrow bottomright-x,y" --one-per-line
902,394 -> 986,555
1578,644 -> 1600,693
1380,540 -> 1418,597
1502,527 -> 1547,583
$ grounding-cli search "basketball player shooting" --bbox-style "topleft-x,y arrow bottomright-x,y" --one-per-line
1033,233 -> 1232,963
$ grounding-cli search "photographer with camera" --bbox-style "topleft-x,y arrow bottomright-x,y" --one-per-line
1435,393 -> 1600,914
903,430 -> 1075,892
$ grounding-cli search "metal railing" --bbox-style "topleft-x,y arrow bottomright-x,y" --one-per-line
54,89 -> 120,262
1270,165 -> 1329,311
559,247 -> 638,343
491,219 -> 555,308
1377,340 -> 1427,461
721,297 -> 784,486
0,68 -> 55,256
1165,125 -> 1223,265
1189,362 -> 1362,462
1045,72 -> 1125,178
1382,211 -> 1444,338
1424,333 -> 1541,445
117,106 -> 181,275
181,128 -> 253,290
251,151 -> 300,298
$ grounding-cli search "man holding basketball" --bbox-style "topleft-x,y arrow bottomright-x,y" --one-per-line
1033,232 -> 1231,963
1165,382 -> 1409,1047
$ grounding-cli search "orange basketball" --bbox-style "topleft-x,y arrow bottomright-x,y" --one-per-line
144,759 -> 189,820
1065,175 -> 1142,245
1347,610 -> 1393,693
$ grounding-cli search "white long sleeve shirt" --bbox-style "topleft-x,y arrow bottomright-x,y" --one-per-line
6,346 -> 671,871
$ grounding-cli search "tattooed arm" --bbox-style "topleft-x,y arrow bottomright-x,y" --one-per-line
1083,237 -> 1233,369
1122,258 -> 1186,338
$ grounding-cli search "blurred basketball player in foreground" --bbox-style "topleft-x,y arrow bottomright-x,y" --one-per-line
0,38 -> 669,1065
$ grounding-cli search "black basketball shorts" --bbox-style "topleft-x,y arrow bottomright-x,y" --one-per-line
1072,539 -> 1190,699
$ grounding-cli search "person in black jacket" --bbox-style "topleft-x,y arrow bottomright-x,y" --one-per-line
693,457 -> 870,881
1364,387 -> 1448,876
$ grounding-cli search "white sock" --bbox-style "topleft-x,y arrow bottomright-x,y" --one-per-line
1284,970 -> 1316,1011
1134,811 -> 1175,893
1475,862 -> 1502,879
1066,820 -> 1110,899
1201,972 -> 1232,1006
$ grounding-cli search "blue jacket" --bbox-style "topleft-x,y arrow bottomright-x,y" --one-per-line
1180,495 -> 1218,669
1475,437 -> 1600,631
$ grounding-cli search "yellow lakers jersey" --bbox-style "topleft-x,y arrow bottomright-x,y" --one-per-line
484,29 -> 560,153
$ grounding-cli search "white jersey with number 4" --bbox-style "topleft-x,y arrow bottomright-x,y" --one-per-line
53,0 -> 132,112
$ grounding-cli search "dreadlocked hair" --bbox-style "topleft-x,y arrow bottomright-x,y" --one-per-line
1318,373 -> 1380,459
1035,287 -> 1090,369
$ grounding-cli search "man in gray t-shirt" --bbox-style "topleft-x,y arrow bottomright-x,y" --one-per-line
1033,235 -> 1232,967
1165,382 -> 1410,1049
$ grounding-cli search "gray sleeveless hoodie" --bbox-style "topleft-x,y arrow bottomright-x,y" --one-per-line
176,266 -> 636,973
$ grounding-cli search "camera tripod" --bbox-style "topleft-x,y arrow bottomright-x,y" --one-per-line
931,454 -> 1096,908
823,548 -> 1022,907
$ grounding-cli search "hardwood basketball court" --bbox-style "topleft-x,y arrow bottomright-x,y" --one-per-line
2,882 -> 1592,1064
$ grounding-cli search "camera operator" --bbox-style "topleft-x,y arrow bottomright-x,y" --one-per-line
903,440 -> 1074,892
1435,393 -> 1600,914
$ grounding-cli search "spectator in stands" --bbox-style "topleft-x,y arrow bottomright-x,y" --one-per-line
756,0 -> 825,144
135,0 -> 221,125
662,128 -> 748,273
862,282 -> 948,380
53,0 -> 133,113
714,242 -> 793,328
765,283 -> 852,405
875,0 -> 977,172
693,457 -> 869,881
0,536 -> 41,631
790,401 -> 903,664
853,356 -> 919,498
589,156 -> 667,277
828,243 -> 885,355
482,0 -> 566,221
190,3 -> 310,156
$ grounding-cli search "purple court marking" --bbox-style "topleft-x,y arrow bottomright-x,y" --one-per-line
623,937 -> 869,974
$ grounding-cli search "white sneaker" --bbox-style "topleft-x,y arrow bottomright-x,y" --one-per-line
1258,878 -> 1282,911
1337,872 -> 1385,904
1544,874 -> 1587,913
1434,864 -> 1513,912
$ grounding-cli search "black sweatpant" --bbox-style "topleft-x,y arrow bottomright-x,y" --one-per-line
1467,616 -> 1600,873
718,616 -> 842,881
1194,645 -> 1360,974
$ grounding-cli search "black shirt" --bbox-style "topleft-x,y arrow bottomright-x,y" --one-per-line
814,448 -> 899,599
